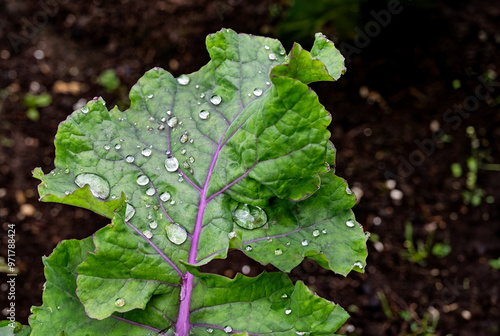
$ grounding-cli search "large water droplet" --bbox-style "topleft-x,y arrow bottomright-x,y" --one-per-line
224,326 -> 232,333
125,155 -> 135,163
136,175 -> 149,186
166,223 -> 187,245
301,240 -> 309,246
114,144 -> 121,150
245,245 -> 253,252
275,248 -> 283,256
232,204 -> 267,230
167,116 -> 178,128
149,221 -> 158,229
115,298 -> 125,307
141,148 -> 152,157
165,157 -> 179,172
313,230 -> 320,237
253,88 -> 263,97
81,106 -> 89,114
160,192 -> 171,202
210,95 -> 222,105
199,110 -> 210,120
346,220 -> 355,227
75,173 -> 110,199
146,188 -> 155,196
180,134 -> 188,143
125,204 -> 135,221
177,74 -> 190,85
269,52 -> 277,60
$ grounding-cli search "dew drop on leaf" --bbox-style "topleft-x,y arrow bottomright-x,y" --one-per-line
264,45 -> 270,50
353,261 -> 364,269
345,186 -> 353,195
275,248 -> 283,256
165,157 -> 179,172
232,203 -> 268,230
143,230 -> 153,239
74,173 -> 110,199
269,52 -> 277,60
281,294 -> 288,299
166,223 -> 187,245
136,175 -> 149,186
207,328 -> 213,334
141,148 -> 152,157
285,309 -> 292,315
224,326 -> 232,333
146,188 -> 155,196
81,106 -> 89,113
114,144 -> 121,150
253,88 -> 263,97
210,95 -> 222,105
228,231 -> 237,240
167,116 -> 178,128
103,144 -> 110,150
114,298 -> 125,307
180,134 -> 188,143
346,220 -> 355,227
301,240 -> 309,246
149,221 -> 158,229
322,229 -> 327,234
160,192 -> 171,202
125,204 -> 135,221
177,74 -> 190,85
245,245 -> 253,252
125,155 -> 135,163
312,230 -> 320,237
199,110 -> 210,120
147,94 -> 153,99
189,156 -> 195,163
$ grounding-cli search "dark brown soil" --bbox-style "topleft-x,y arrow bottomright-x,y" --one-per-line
1,0 -> 499,335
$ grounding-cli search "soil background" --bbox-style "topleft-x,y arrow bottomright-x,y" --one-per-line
1,0 -> 499,335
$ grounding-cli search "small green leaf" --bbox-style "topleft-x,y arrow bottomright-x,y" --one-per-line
97,69 -> 121,92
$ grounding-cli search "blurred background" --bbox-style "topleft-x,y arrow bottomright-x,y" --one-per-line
0,0 -> 499,335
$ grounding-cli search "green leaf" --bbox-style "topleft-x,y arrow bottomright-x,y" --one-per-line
31,29 -> 364,335
0,321 -> 31,336
29,238 -> 162,335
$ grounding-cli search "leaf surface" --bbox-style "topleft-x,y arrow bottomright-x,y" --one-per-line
31,29 -> 365,335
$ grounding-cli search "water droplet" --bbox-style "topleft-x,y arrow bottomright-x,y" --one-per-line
103,144 -> 110,150
264,45 -> 270,50
301,240 -> 309,246
285,309 -> 292,315
125,155 -> 135,163
266,81 -> 270,86
146,188 -> 155,196
115,298 -> 125,307
228,231 -> 237,240
268,52 -> 277,60
64,168 -> 70,174
149,221 -> 158,229
178,176 -> 184,182
136,175 -> 150,186
166,110 -> 172,115
275,248 -> 283,256
170,200 -> 176,205
210,95 -> 222,105
114,144 -> 121,150
245,245 -> 253,252
166,223 -> 187,245
147,94 -> 153,99
81,106 -> 89,113
189,156 -> 195,163
125,204 -> 135,221
345,186 -> 353,195
281,294 -> 288,299
180,134 -> 188,143
313,230 -> 320,237
207,328 -> 214,334
141,148 -> 152,157
189,139 -> 194,144
232,204 -> 268,230
253,88 -> 263,97
224,326 -> 232,333
180,149 -> 187,155
167,116 -> 178,128
143,230 -> 153,239
75,173 -> 110,199
199,110 -> 210,119
64,190 -> 70,195
296,332 -> 306,335
354,261 -> 364,269
346,220 -> 355,227
200,93 -> 205,98
182,161 -> 190,169
160,192 -> 171,202
158,124 -> 165,131
177,74 -> 190,85
165,157 -> 179,172
267,237 -> 273,243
